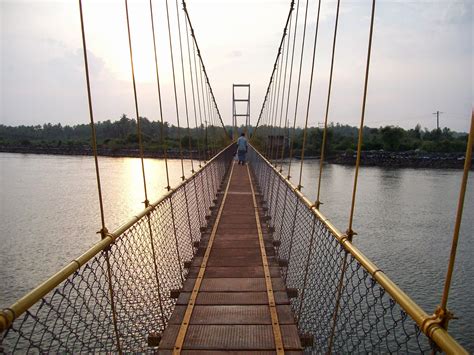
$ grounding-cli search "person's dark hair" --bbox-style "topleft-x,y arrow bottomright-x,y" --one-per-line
241,132 -> 245,137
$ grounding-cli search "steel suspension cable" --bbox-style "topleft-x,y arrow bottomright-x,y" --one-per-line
182,0 -> 229,140
279,0 -> 300,170
276,12 -> 293,170
78,1 -> 120,352
347,0 -> 375,239
269,40 -> 286,163
206,87 -> 215,153
164,0 -> 186,282
328,2 -> 374,352
315,0 -> 341,209
286,0 -> 310,187
145,0 -> 167,326
184,19 -> 203,171
78,0 -> 106,231
149,0 -> 171,190
272,0 -> 300,270
164,0 -> 186,180
297,0 -> 322,190
265,63 -> 279,159
270,11 -> 294,260
294,0 -> 322,323
267,46 -> 287,227
174,0 -> 194,173
124,0 -> 150,205
174,0 -> 196,256
192,39 -> 206,165
198,59 -> 210,159
265,80 -> 276,156
190,38 -> 212,221
252,0 -> 295,138
182,15 -> 206,231
437,114 -> 473,323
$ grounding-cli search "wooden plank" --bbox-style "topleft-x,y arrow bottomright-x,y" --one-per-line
190,256 -> 280,268
176,292 -> 290,306
160,325 -> 302,350
168,305 -> 295,325
182,278 -> 286,292
187,266 -> 280,278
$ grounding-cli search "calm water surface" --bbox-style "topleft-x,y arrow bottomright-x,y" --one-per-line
1,153 -> 472,350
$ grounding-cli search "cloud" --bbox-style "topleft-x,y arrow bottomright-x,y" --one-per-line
441,0 -> 472,25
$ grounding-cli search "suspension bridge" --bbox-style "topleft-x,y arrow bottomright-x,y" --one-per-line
1,0 -> 472,353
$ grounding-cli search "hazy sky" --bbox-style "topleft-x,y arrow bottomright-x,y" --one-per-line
0,0 -> 472,132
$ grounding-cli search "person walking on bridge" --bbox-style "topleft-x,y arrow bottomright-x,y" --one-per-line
237,132 -> 248,165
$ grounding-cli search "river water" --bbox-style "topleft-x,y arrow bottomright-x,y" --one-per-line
0,153 -> 472,350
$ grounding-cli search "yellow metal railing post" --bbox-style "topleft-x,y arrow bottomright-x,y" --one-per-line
434,114 -> 473,330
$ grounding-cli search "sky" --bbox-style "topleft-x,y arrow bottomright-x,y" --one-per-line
0,0 -> 472,132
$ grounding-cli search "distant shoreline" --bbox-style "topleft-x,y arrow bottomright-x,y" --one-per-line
324,150 -> 470,169
0,145 -> 199,160
0,146 -> 470,169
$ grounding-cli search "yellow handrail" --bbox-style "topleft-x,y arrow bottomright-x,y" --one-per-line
0,143 -> 234,333
250,143 -> 468,355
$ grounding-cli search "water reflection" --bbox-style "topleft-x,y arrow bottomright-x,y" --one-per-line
0,153 -> 193,308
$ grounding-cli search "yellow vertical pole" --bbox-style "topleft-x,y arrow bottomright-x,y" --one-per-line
438,114 -> 473,323
328,1 -> 375,352
79,1 -> 121,352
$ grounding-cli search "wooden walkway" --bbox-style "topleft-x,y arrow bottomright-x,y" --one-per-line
159,162 -> 303,354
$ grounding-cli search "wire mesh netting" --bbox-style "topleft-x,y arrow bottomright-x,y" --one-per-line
0,146 -> 234,353
248,146 -> 438,354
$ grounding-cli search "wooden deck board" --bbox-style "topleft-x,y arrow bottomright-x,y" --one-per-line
186,266 -> 281,278
158,163 -> 302,353
160,325 -> 302,351
176,292 -> 291,306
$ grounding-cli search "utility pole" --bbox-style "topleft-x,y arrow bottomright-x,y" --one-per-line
432,111 -> 443,130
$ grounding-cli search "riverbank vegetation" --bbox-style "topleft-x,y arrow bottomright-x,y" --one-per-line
252,123 -> 468,155
0,115 -> 469,160
0,114 -> 228,154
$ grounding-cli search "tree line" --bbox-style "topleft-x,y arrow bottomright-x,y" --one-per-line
0,115 -> 468,155
0,114 -> 229,153
252,123 -> 468,155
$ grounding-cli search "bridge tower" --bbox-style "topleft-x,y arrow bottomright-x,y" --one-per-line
232,84 -> 250,140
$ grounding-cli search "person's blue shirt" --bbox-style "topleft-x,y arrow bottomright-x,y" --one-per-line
237,136 -> 247,151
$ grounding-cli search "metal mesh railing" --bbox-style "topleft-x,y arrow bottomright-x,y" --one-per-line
248,146 -> 462,354
0,145 -> 234,353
